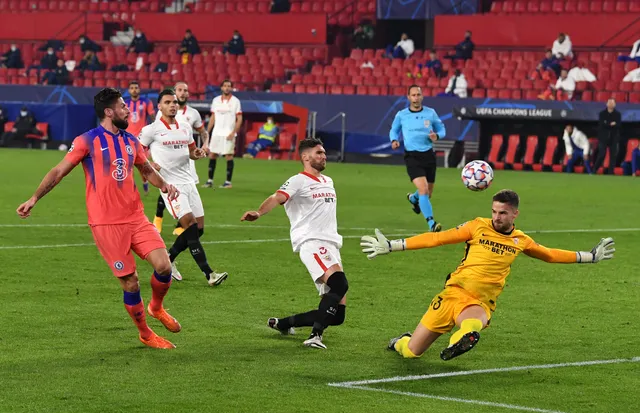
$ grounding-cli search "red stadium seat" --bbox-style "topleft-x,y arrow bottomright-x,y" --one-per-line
533,136 -> 558,172
487,134 -> 504,166
514,136 -> 538,170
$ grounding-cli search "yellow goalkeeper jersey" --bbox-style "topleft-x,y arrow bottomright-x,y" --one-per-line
405,218 -> 577,311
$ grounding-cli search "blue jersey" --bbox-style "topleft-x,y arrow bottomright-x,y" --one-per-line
389,106 -> 446,152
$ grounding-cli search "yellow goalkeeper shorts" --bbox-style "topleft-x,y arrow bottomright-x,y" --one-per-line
420,286 -> 492,334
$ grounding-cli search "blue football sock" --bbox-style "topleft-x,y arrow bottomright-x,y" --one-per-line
409,190 -> 419,205
143,182 -> 149,192
418,194 -> 435,225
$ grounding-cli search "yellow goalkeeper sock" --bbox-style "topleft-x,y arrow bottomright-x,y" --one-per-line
449,318 -> 483,346
153,217 -> 163,233
173,227 -> 185,236
395,336 -> 420,358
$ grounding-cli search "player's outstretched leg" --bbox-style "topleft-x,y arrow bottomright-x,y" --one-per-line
268,304 -> 346,336
169,220 -> 228,286
389,323 -> 441,358
303,272 -> 349,350
120,272 -> 175,349
153,195 -> 165,233
440,318 -> 483,361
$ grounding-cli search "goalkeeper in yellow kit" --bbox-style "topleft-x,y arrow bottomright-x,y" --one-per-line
360,189 -> 615,361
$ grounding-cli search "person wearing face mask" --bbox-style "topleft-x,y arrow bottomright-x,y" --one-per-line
223,30 -> 245,56
0,106 -> 43,148
243,116 -> 280,159
1,44 -> 23,69
128,30 -> 151,54
79,34 -> 102,53
445,30 -> 474,61
40,47 -> 58,71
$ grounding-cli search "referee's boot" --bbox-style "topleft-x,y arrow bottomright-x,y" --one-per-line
440,331 -> 480,361
406,193 -> 421,214
427,216 -> 442,232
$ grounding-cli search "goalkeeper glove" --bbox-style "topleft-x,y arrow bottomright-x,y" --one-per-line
360,229 -> 405,260
577,237 -> 615,263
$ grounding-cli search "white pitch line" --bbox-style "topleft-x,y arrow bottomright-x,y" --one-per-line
328,356 -> 640,387
0,233 -> 409,251
1,223 -> 639,234
341,385 -> 565,413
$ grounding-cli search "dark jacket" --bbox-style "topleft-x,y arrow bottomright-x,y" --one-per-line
455,38 -> 474,59
598,109 -> 622,140
226,36 -> 245,55
179,36 -> 201,55
129,34 -> 151,53
40,53 -> 58,70
2,49 -> 23,68
81,37 -> 103,53
15,113 -> 37,131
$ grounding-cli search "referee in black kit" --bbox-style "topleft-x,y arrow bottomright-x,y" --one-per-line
593,98 -> 622,174
389,85 -> 446,232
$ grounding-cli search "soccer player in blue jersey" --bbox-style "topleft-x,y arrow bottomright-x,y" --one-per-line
390,85 -> 446,232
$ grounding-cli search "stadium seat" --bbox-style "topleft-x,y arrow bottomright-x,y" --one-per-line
614,138 -> 639,175
495,134 -> 520,169
513,135 -> 538,170
487,134 -> 504,167
533,136 -> 559,172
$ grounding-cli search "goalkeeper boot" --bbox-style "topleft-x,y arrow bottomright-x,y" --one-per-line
268,317 -> 295,335
207,271 -> 228,286
388,332 -> 412,350
303,332 -> 327,349
440,331 -> 480,361
427,217 -> 442,232
407,193 -> 421,214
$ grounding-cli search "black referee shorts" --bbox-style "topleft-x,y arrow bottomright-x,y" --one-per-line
404,150 -> 437,183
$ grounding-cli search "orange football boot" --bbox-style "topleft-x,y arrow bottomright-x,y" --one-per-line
147,305 -> 182,333
139,333 -> 176,349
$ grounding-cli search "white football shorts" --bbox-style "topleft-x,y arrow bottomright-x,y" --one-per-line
210,134 -> 235,156
298,240 -> 342,295
161,182 -> 205,220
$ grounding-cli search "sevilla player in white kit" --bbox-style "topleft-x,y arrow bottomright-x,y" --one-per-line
204,79 -> 242,189
152,81 -> 210,236
241,138 -> 348,349
139,89 -> 228,287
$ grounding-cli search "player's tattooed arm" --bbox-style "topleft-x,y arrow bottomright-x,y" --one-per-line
197,126 -> 209,148
136,160 -> 179,200
33,159 -> 76,201
17,159 -> 76,218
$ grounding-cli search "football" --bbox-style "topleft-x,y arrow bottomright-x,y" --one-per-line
461,160 -> 494,191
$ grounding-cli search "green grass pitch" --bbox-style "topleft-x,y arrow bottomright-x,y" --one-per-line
0,149 -> 638,413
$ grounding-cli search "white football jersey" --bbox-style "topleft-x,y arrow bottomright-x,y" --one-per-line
139,118 -> 194,185
277,172 -> 342,252
156,105 -> 203,183
210,95 -> 242,137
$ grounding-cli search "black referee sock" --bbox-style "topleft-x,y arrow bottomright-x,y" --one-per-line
208,158 -> 216,180
226,159 -> 234,182
155,195 -> 166,218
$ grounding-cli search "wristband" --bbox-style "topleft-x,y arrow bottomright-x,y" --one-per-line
576,251 -> 594,263
389,239 -> 406,252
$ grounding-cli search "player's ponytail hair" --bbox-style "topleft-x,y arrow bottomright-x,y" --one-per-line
492,189 -> 520,208
298,137 -> 324,155
94,87 -> 122,120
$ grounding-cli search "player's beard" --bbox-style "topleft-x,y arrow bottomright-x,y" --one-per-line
113,117 -> 128,129
177,98 -> 187,106
310,160 -> 325,172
